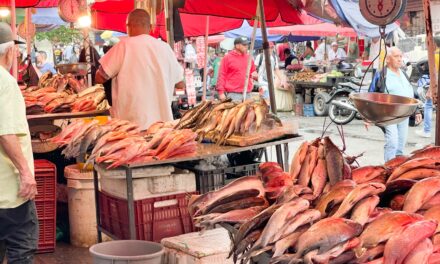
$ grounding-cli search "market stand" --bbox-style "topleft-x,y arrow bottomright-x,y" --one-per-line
92,134 -> 303,241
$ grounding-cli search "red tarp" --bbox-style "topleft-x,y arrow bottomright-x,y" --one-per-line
91,0 -> 244,37
0,0 -> 38,7
269,23 -> 357,37
35,0 -> 58,8
181,0 -> 305,24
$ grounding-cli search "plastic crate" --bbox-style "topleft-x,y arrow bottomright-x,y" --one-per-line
303,104 -> 315,117
177,163 -> 259,194
99,191 -> 196,242
34,159 -> 57,254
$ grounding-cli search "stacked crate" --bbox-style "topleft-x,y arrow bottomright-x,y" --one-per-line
98,166 -> 197,242
34,159 -> 57,253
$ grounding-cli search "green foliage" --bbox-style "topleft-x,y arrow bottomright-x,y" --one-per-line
36,26 -> 82,44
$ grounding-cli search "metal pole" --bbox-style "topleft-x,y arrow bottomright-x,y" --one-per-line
11,0 -> 17,78
243,4 -> 260,101
258,0 -> 283,165
126,167 -> 136,239
202,16 -> 210,101
437,52 -> 440,146
164,0 -> 174,47
93,167 -> 102,242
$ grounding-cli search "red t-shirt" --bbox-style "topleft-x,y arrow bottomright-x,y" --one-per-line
278,43 -> 290,61
216,50 -> 256,95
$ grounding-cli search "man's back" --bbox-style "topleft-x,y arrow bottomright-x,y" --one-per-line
100,34 -> 183,130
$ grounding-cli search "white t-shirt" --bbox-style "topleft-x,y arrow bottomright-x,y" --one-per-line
328,48 -> 347,60
315,43 -> 330,61
100,34 -> 183,130
255,53 -> 278,85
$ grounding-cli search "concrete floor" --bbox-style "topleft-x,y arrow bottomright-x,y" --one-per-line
34,113 -> 436,263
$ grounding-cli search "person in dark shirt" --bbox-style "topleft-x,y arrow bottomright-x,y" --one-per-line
284,48 -> 297,68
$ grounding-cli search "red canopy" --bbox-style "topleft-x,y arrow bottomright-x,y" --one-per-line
91,0 -> 245,37
0,0 -> 37,7
35,0 -> 58,8
181,0 -> 305,24
269,23 -> 357,37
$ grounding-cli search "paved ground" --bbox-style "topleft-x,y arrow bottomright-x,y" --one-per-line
34,113 -> 436,263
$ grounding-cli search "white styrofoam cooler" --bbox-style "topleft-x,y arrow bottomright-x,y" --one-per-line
96,165 -> 175,179
161,228 -> 234,264
100,168 -> 196,200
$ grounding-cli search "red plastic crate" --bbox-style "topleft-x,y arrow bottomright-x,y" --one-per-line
34,159 -> 56,254
99,191 -> 196,242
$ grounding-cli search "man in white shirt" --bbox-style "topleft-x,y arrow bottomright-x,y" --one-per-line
96,9 -> 184,131
254,42 -> 285,99
315,39 -> 330,61
328,42 -> 347,61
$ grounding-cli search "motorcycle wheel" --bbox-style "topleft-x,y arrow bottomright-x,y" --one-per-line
328,97 -> 357,125
313,91 -> 330,116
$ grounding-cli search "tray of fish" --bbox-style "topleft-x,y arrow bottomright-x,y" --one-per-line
188,138 -> 440,263
174,99 -> 285,146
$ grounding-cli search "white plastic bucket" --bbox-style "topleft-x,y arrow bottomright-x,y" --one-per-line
89,240 -> 164,264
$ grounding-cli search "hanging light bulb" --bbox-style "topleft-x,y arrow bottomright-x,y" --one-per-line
77,12 -> 91,28
0,8 -> 10,18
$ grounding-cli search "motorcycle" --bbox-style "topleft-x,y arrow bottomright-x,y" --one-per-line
326,77 -> 369,125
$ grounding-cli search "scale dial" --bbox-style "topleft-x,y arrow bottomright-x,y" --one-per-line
360,0 -> 406,26
58,0 -> 81,23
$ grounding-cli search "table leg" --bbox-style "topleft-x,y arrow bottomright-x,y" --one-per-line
276,145 -> 284,170
126,167 -> 136,239
93,168 -> 102,243
283,143 -> 289,172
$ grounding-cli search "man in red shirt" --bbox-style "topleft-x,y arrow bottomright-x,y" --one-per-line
217,36 -> 257,101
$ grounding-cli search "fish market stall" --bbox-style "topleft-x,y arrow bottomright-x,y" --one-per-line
184,139 -> 440,264
287,69 -> 346,116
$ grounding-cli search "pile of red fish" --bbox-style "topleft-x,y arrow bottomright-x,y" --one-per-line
52,119 -> 198,168
22,77 -> 109,114
190,138 -> 440,264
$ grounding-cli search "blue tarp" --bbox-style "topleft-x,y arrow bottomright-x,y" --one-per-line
331,0 -> 399,38
224,21 -> 285,43
32,8 -> 67,26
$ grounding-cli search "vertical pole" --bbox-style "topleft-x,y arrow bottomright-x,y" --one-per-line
164,0 -> 174,47
93,167 -> 102,242
11,0 -> 17,78
423,0 -> 438,103
258,0 -> 283,165
243,7 -> 259,102
126,167 -> 136,239
437,52 -> 440,146
202,16 -> 210,101
82,28 -> 92,86
25,9 -> 31,56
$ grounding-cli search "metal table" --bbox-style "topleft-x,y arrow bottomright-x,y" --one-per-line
93,134 -> 304,241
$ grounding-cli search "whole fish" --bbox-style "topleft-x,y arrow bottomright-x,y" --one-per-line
352,166 -> 388,184
242,107 -> 256,134
232,229 -> 262,261
392,168 -> 440,181
350,195 -> 380,226
272,226 -> 308,257
384,155 -> 409,170
305,238 -> 359,264
403,177 -> 440,213
78,125 -> 104,162
383,220 -> 437,264
315,180 -> 356,216
274,209 -> 322,243
255,100 -> 269,130
402,238 -> 433,264
410,146 -> 440,160
294,218 -> 362,258
311,158 -> 327,198
355,211 -> 424,256
234,103 -> 250,133
290,142 -> 310,181
297,151 -> 311,186
196,189 -> 261,216
205,196 -> 268,214
332,182 -> 386,218
233,204 -> 282,253
188,176 -> 265,216
198,206 -> 267,228
423,205 -> 440,234
328,251 -> 356,264
387,158 -> 440,183
251,198 -> 310,250
323,137 -> 344,186
421,193 -> 440,210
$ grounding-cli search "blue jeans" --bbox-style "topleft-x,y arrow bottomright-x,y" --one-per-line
424,98 -> 433,133
384,118 -> 409,162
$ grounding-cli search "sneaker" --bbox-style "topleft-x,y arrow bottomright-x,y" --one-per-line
415,129 -> 431,138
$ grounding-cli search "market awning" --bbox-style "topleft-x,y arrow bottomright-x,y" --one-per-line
225,21 -> 284,43
180,0 -> 306,24
0,0 -> 37,7
268,23 -> 357,38
32,7 -> 67,25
